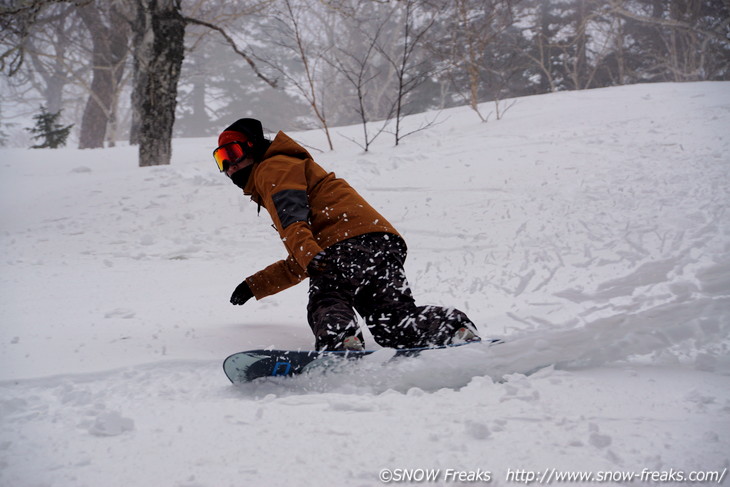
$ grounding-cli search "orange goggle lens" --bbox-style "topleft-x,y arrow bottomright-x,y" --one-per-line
213,142 -> 247,172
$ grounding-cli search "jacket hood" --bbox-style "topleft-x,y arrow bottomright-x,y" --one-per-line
262,131 -> 312,161
242,131 -> 311,202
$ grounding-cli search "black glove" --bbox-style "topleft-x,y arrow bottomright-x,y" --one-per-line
307,251 -> 331,278
230,280 -> 254,305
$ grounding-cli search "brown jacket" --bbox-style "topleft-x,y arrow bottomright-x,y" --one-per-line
242,131 -> 400,299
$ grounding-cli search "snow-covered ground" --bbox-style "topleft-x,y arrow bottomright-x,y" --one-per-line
1,82 -> 729,486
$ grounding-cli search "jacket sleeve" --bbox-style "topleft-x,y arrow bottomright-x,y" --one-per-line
245,255 -> 307,300
255,156 -> 324,270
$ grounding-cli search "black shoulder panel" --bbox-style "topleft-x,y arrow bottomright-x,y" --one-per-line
272,189 -> 310,229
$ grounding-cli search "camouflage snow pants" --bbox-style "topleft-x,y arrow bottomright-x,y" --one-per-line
307,232 -> 477,351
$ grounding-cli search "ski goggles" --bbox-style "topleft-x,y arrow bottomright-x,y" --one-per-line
213,141 -> 249,172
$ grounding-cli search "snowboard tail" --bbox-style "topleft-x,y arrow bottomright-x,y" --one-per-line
223,339 -> 502,384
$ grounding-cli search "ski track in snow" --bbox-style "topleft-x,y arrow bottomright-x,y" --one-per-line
1,82 -> 729,486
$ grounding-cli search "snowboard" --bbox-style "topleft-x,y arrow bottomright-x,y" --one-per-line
223,338 -> 503,384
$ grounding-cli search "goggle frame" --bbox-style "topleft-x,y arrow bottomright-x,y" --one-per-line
213,141 -> 250,172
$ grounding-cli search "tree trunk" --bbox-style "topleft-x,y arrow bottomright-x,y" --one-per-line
78,3 -> 129,149
574,0 -> 589,89
131,0 -> 185,167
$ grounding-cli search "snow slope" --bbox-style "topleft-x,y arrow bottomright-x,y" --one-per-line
1,82 -> 729,486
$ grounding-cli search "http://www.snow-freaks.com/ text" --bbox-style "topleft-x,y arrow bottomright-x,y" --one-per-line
377,467 -> 727,484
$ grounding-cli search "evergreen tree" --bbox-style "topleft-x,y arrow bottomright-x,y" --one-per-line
26,105 -> 73,149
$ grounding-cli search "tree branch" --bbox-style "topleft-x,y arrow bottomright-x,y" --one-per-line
181,15 -> 278,88
607,1 -> 730,45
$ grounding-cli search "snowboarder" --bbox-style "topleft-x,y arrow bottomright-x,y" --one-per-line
213,118 -> 479,351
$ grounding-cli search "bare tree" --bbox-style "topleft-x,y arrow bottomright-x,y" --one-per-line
77,1 -> 130,149
129,0 -> 185,167
1,2 -> 86,113
560,1 -> 622,90
329,18 -> 393,151
433,0 -> 518,121
1,0 -> 91,76
182,11 -> 277,90
256,0 -> 336,150
130,0 -> 279,166
521,0 -> 559,92
377,0 -> 440,145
